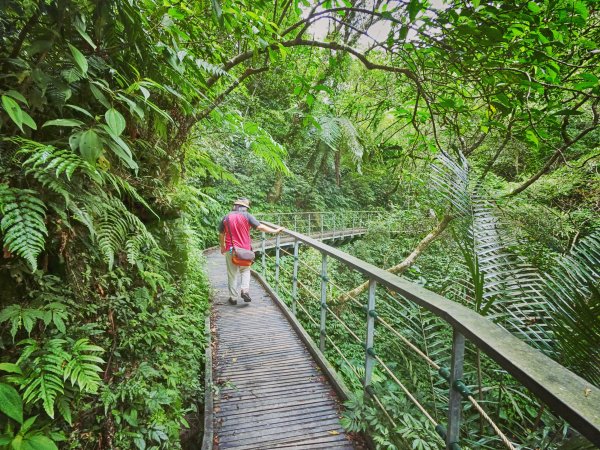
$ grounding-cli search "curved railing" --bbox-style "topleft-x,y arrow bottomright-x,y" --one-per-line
254,222 -> 600,449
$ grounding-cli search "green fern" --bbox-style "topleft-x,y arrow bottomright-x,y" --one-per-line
0,304 -> 46,339
0,184 -> 47,269
17,338 -> 104,419
63,339 -> 104,393
97,197 -> 157,269
18,339 -> 68,418
16,137 -> 97,181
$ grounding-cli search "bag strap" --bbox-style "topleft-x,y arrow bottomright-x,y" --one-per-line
224,215 -> 237,251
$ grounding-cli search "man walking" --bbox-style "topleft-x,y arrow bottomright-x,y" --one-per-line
219,198 -> 283,305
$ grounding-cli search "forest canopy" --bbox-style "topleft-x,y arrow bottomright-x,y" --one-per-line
0,0 -> 598,449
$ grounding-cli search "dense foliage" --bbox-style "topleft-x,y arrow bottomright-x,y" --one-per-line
1,0 -> 598,449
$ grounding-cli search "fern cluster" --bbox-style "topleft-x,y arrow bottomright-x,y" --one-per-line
15,338 -> 104,420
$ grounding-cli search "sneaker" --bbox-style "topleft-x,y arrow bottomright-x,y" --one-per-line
228,297 -> 237,305
241,292 -> 252,303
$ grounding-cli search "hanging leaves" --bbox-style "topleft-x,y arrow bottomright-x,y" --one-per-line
78,129 -> 101,164
68,44 -> 88,75
105,108 -> 126,136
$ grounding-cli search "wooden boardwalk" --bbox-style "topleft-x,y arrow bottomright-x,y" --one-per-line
205,248 -> 357,449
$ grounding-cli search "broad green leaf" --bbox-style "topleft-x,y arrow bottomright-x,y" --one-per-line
21,435 -> 58,450
0,383 -> 23,424
78,130 -> 101,164
525,129 -> 539,148
2,95 -> 24,132
69,132 -> 82,151
4,90 -> 28,106
21,111 -> 37,130
65,104 -> 94,118
89,84 -> 110,109
211,0 -> 223,25
527,2 -> 541,14
20,416 -> 37,434
73,15 -> 97,50
105,109 -> 126,136
42,119 -> 84,128
0,363 -> 22,374
407,0 -> 420,22
68,44 -> 88,75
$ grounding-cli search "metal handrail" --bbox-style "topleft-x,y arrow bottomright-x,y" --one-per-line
258,222 -> 600,448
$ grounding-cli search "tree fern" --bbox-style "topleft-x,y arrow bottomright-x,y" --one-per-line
0,184 -> 47,270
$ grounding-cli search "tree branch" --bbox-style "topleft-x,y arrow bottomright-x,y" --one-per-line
337,214 -> 454,303
196,67 -> 269,122
508,100 -> 599,196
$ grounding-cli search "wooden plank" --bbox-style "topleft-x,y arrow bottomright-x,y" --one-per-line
220,426 -> 351,449
216,401 -> 338,425
215,397 -> 337,418
216,384 -> 331,404
218,417 -> 344,445
215,391 -> 336,414
218,406 -> 339,432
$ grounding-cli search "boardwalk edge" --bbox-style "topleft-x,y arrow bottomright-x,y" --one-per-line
201,314 -> 214,450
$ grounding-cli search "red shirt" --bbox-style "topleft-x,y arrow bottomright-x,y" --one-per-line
221,212 -> 259,251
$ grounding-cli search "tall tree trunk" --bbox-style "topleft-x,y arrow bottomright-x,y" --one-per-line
334,150 -> 341,186
338,214 -> 453,302
267,172 -> 284,203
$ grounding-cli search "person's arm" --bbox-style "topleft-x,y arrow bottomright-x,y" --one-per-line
257,223 -> 284,234
218,216 -> 227,254
246,213 -> 283,234
219,232 -> 227,254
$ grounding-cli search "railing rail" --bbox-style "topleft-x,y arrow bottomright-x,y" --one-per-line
256,221 -> 600,448
253,210 -> 384,238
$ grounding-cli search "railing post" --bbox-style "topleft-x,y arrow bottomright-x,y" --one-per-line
275,233 -> 281,294
332,215 -> 336,239
291,239 -> 299,316
364,279 -> 377,395
261,231 -> 266,277
447,328 -> 465,449
319,253 -> 328,352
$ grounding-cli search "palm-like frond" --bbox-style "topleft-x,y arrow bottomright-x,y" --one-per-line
544,231 -> 600,385
316,115 -> 364,167
431,152 -> 552,352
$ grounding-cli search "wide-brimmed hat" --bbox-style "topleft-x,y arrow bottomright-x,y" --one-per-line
233,198 -> 250,208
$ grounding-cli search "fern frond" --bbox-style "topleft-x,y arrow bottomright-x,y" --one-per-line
97,197 -> 157,269
195,59 -> 229,77
15,138 -> 96,181
28,170 -> 71,201
0,184 -> 47,269
18,338 -> 69,418
102,172 -> 158,218
64,338 -> 104,393
17,337 -> 104,418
